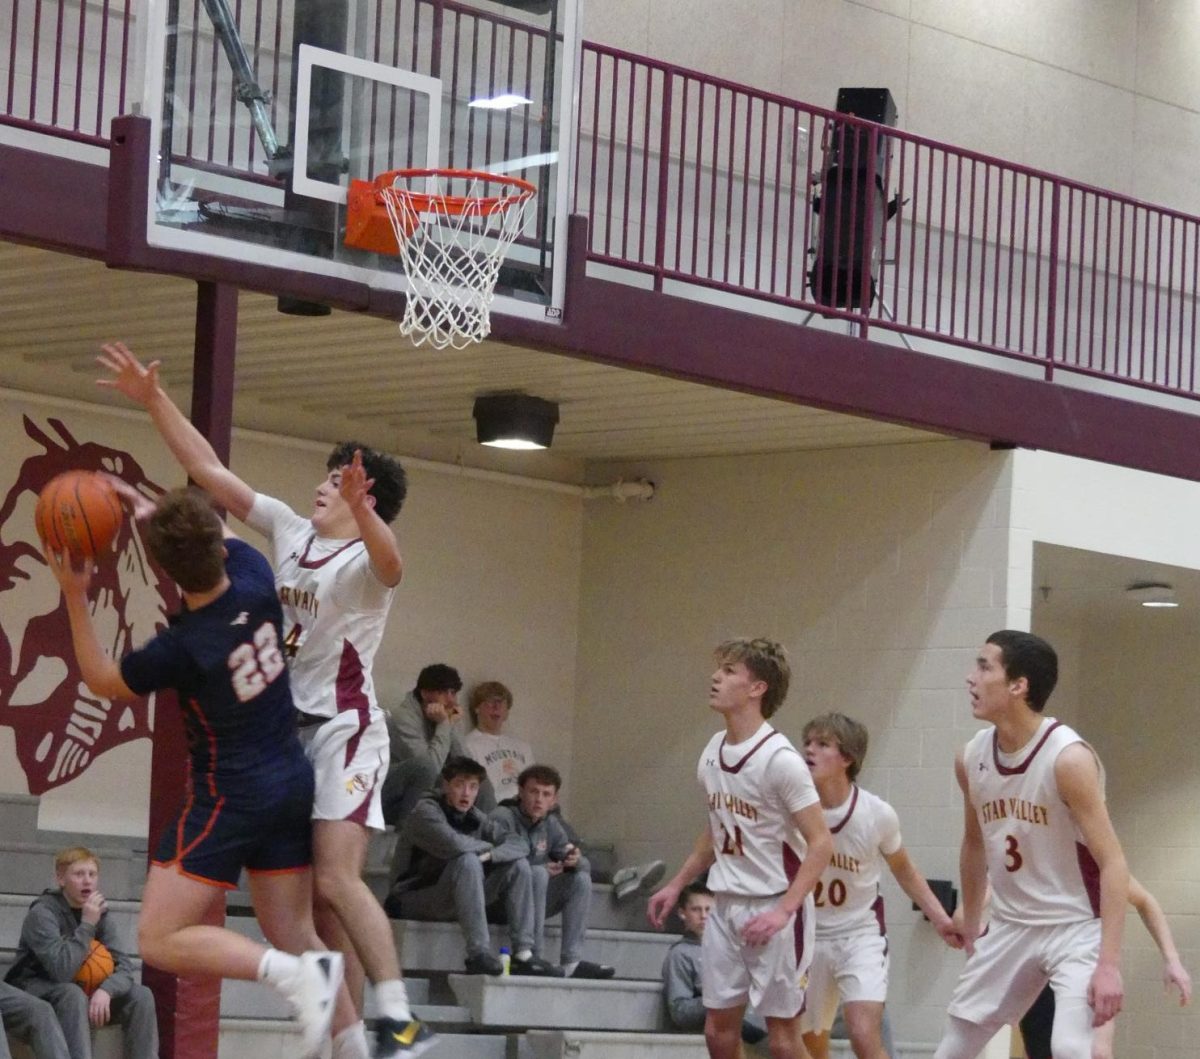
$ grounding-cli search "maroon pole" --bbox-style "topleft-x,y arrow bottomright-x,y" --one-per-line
143,280 -> 238,1059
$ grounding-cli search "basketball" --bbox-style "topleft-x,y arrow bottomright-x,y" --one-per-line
34,471 -> 123,561
73,938 -> 115,995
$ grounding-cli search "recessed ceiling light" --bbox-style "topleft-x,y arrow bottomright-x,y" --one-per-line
1126,581 -> 1179,608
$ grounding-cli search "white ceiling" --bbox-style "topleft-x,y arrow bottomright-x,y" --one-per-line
0,240 -> 948,481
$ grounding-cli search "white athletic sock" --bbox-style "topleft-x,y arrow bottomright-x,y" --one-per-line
331,1021 -> 371,1059
373,979 -> 412,1023
257,949 -> 301,989
561,961 -> 578,977
513,949 -> 533,962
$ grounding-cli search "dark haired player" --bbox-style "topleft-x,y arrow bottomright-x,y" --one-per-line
98,343 -> 428,1059
933,630 -> 1129,1059
43,487 -> 342,1059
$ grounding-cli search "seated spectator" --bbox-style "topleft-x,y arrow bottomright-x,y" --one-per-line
661,882 -> 766,1043
384,757 -> 560,977
461,681 -> 532,805
382,664 -> 495,826
5,848 -> 158,1059
1,981 -> 70,1059
490,765 -> 615,980
461,680 -> 665,900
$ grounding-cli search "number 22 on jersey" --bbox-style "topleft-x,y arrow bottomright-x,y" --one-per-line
229,622 -> 286,702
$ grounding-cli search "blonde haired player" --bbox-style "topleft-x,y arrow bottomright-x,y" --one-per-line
799,713 -> 961,1059
934,631 -> 1128,1059
648,638 -> 833,1059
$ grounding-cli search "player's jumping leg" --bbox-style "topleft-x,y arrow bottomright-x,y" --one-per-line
138,866 -> 342,1059
249,868 -> 365,1058
312,819 -> 433,1058
800,1031 -> 830,1059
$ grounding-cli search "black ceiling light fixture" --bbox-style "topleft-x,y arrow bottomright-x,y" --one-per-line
472,392 -> 559,450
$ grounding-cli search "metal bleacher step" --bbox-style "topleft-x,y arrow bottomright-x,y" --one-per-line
217,1019 -> 508,1059
0,794 -> 41,843
0,893 -> 140,948
524,1029 -> 711,1059
449,974 -> 667,1032
221,975 -> 454,1022
222,910 -> 679,981
0,841 -> 142,900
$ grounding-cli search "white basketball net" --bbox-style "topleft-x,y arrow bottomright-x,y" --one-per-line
381,173 -> 535,350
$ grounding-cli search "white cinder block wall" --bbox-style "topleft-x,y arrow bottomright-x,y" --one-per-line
1021,451 -> 1200,1059
589,0 -> 1200,218
571,439 -> 1018,1043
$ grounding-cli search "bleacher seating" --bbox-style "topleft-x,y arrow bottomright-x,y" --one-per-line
0,793 -> 934,1058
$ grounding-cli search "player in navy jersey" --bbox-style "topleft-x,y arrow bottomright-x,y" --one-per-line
43,487 -> 345,1059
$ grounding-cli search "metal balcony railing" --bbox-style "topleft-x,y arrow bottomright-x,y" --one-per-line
4,1 -> 1200,401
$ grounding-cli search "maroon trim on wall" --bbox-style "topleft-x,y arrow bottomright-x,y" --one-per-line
8,126 -> 1200,485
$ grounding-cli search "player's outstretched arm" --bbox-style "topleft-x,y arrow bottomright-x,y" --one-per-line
647,830 -> 716,929
43,547 -> 135,701
339,450 -> 402,586
954,751 -> 987,955
741,802 -> 832,946
1057,742 -> 1128,1027
1127,876 -> 1192,1005
884,846 -> 962,948
96,342 -> 255,521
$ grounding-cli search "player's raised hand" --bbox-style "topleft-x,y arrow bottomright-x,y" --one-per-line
646,884 -> 680,929
43,545 -> 92,596
1164,956 -> 1192,1005
741,905 -> 790,946
339,449 -> 376,513
1088,962 -> 1123,1026
96,342 -> 162,406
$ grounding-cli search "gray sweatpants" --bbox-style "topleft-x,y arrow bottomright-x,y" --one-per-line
393,853 -> 535,958
532,857 -> 592,966
18,981 -> 158,1059
1,982 -> 70,1059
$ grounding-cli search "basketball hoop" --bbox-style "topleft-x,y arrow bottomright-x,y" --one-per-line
344,168 -> 536,350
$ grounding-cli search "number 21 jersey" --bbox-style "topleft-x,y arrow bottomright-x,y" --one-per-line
699,723 -> 819,897
963,717 -> 1102,926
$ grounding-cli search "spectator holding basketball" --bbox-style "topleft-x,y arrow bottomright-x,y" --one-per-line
5,847 -> 157,1059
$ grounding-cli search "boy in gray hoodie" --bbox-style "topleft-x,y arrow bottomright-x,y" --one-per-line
5,847 -> 157,1059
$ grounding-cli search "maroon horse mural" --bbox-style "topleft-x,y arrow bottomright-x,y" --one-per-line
0,416 -> 176,793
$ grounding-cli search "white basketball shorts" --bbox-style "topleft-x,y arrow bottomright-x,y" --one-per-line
299,710 -> 388,831
702,892 -> 815,1019
799,930 -> 889,1033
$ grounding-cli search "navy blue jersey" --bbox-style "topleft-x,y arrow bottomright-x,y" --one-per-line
121,539 -> 306,791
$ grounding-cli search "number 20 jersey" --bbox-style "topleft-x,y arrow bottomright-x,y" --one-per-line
815,785 -> 902,938
963,717 -> 1102,926
699,723 -> 819,897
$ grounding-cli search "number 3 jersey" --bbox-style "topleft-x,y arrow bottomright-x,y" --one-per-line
963,717 -> 1102,926
814,785 -> 901,938
120,539 -> 307,791
699,723 -> 819,897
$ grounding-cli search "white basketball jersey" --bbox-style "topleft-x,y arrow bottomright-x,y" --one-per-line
963,718 -> 1102,926
248,494 -> 394,720
814,785 -> 901,938
699,723 -> 819,897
